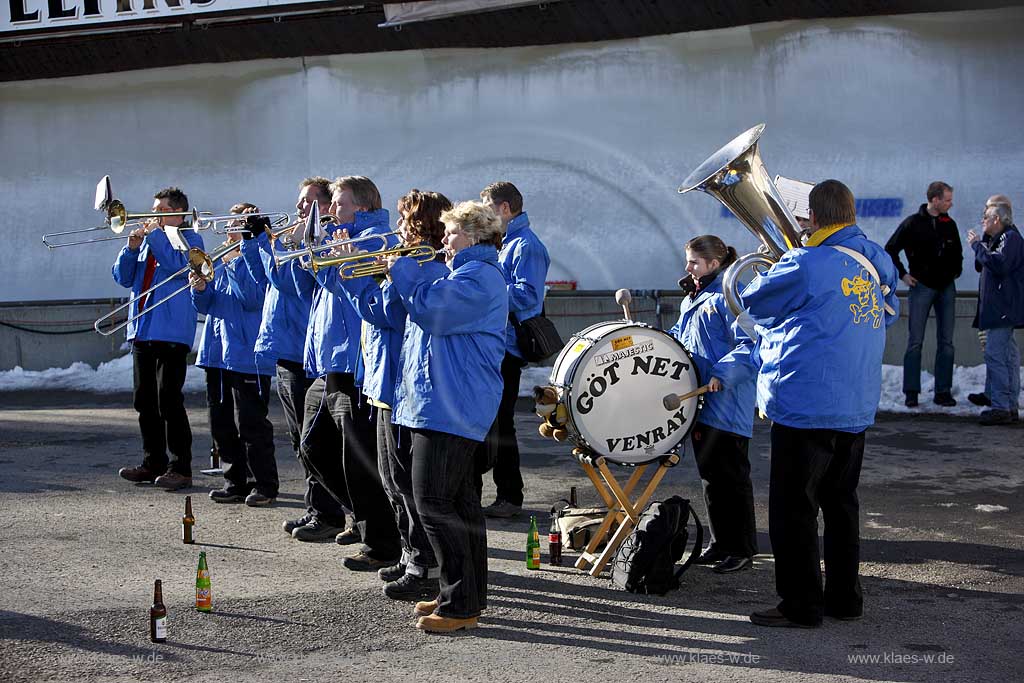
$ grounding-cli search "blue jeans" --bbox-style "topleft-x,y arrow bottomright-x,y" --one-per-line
903,282 -> 956,395
984,327 -> 1020,412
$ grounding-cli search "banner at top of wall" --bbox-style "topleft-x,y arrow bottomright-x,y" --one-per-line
2,0 -> 338,35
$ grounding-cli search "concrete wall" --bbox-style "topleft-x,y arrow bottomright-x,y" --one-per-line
5,292 -> 1022,372
2,7 -> 1023,305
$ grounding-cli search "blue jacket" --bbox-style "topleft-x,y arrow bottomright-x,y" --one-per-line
191,252 -> 272,376
241,233 -> 314,367
499,212 -> 550,358
112,227 -> 204,347
669,274 -> 756,438
717,224 -> 899,432
972,224 -> 1024,330
303,209 -> 392,379
389,244 -> 509,442
339,259 -> 451,409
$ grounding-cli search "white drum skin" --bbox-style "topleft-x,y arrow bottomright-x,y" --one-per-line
549,321 -> 702,465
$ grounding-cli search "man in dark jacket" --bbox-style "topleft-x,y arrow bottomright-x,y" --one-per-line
967,202 -> 1023,426
885,181 -> 962,408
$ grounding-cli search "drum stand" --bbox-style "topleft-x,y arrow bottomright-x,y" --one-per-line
573,449 -> 680,577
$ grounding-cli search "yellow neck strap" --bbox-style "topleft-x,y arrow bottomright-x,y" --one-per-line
805,222 -> 853,247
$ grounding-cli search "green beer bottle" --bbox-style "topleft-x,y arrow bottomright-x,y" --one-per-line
526,516 -> 540,570
195,552 -> 212,612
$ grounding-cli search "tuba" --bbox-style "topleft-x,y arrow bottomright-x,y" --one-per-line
678,123 -> 804,315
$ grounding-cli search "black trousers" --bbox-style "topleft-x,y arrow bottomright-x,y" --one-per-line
411,429 -> 487,618
769,423 -> 866,626
377,408 -> 437,576
299,373 -> 399,559
482,353 -> 526,505
690,423 -> 757,558
276,359 -> 345,524
206,368 -> 277,497
133,340 -> 192,476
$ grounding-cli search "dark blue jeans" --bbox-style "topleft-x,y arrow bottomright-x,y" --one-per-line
903,282 -> 956,395
411,429 -> 487,619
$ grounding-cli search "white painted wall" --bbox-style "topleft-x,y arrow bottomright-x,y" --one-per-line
2,7 -> 1022,302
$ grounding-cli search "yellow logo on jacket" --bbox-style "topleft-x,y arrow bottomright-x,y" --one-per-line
841,269 -> 882,329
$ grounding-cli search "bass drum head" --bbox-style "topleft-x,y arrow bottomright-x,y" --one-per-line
560,322 -> 701,465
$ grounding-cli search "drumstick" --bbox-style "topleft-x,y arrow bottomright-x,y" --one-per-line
615,288 -> 633,322
662,384 -> 710,411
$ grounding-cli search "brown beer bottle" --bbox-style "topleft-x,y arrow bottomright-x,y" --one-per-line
569,486 -> 578,507
209,447 -> 220,469
150,579 -> 167,643
182,496 -> 195,544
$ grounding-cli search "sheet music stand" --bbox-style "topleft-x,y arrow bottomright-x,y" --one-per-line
572,447 -> 680,577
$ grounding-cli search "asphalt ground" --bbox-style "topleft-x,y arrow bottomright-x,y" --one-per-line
0,390 -> 1021,682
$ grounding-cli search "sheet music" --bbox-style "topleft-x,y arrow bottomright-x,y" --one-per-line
774,175 -> 814,220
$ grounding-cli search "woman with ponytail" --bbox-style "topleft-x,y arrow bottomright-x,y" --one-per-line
669,234 -> 758,574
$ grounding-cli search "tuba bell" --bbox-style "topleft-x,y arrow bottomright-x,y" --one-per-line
678,123 -> 804,315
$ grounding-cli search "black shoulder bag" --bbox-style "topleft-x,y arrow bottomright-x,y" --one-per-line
510,307 -> 564,362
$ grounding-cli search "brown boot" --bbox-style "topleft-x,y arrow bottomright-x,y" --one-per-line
118,466 -> 157,483
413,599 -> 438,617
154,471 -> 192,491
415,613 -> 478,633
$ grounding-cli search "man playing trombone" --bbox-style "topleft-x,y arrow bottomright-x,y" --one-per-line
115,187 -> 204,491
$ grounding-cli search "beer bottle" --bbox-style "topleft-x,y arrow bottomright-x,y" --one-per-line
548,512 -> 562,566
195,552 -> 212,612
526,516 -> 540,570
182,496 -> 195,544
150,579 -> 167,643
209,447 -> 220,469
569,486 -> 578,507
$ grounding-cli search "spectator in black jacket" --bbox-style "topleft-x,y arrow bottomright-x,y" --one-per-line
885,181 -> 963,408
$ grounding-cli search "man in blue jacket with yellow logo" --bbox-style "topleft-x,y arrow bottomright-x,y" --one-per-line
115,187 -> 204,491
717,180 -> 899,628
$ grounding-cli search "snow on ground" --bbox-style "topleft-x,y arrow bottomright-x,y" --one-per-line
0,359 -> 1020,418
0,355 -> 206,394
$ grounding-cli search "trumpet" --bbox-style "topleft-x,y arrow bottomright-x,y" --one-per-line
94,239 -> 239,337
273,230 -> 397,272
335,244 -> 437,279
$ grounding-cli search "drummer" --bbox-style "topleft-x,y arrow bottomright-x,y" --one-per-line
669,235 -> 758,574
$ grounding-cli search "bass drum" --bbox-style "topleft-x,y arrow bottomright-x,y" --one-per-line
549,321 -> 702,465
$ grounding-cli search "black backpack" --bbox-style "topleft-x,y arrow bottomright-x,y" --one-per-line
611,496 -> 704,595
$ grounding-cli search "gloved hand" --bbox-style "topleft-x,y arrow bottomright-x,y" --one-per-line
242,215 -> 271,240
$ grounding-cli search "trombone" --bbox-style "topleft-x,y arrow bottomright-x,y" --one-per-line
94,221 -> 301,336
196,211 -> 293,234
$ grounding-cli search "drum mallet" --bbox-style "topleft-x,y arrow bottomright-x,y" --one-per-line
663,384 -> 711,411
615,288 -> 633,322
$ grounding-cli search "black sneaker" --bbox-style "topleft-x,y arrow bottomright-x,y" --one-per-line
968,392 -> 992,407
292,518 -> 345,542
283,513 -> 314,534
343,551 -> 400,572
382,573 -> 440,601
378,563 -> 407,582
693,547 -> 729,565
905,393 -> 918,408
209,487 -> 246,503
933,392 -> 957,407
